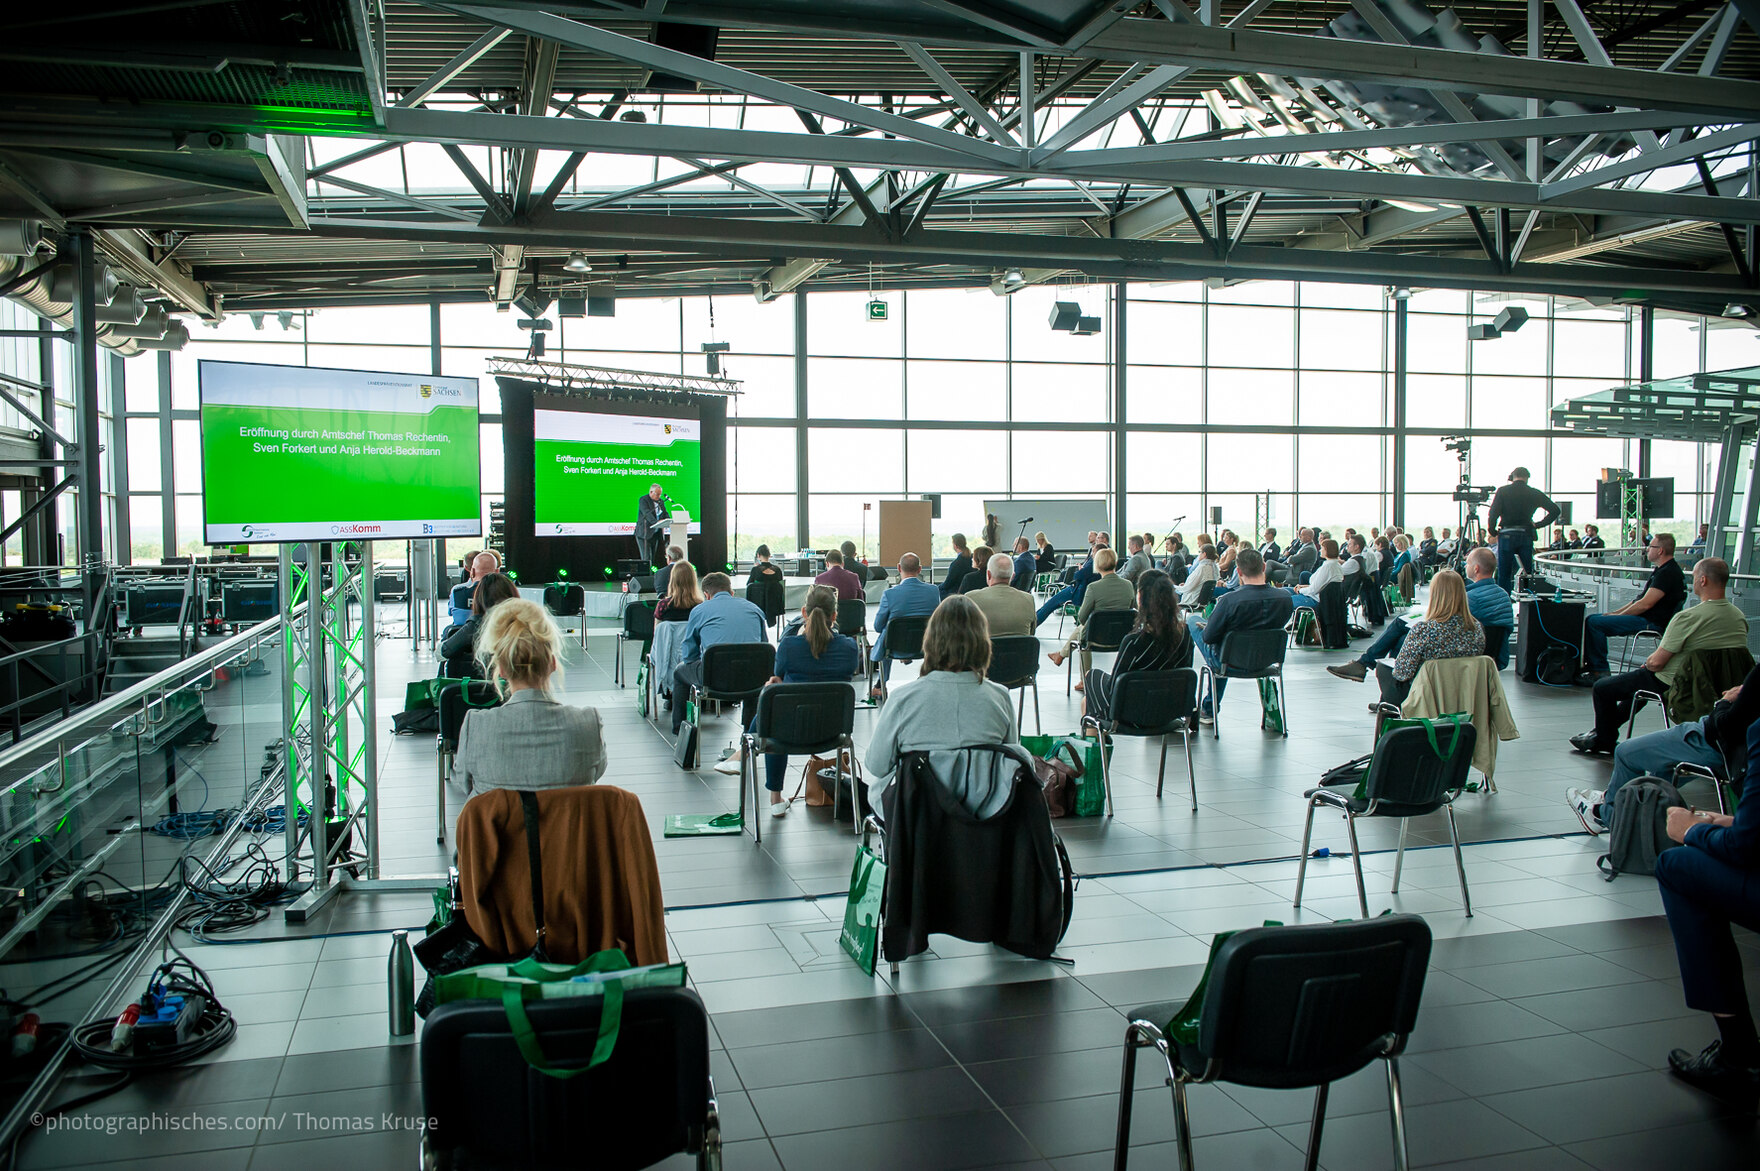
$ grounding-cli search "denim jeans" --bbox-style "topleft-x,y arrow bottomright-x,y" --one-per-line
1495,529 -> 1534,593
1187,615 -> 1226,705
1037,585 -> 1076,625
1583,612 -> 1654,672
1290,592 -> 1318,610
1354,617 -> 1409,669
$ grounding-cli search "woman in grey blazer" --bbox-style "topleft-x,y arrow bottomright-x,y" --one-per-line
452,599 -> 606,794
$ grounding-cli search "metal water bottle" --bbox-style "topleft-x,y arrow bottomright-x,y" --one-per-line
388,929 -> 415,1036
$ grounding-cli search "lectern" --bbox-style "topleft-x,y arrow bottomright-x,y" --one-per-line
663,510 -> 691,559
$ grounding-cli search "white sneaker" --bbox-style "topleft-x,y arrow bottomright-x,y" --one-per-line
1566,787 -> 1605,835
769,800 -> 789,819
713,755 -> 743,775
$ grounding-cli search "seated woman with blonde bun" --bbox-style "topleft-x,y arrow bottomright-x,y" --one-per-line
451,598 -> 606,794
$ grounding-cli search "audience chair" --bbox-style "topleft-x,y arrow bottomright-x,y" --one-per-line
989,635 -> 1043,735
435,680 -> 500,844
1295,723 -> 1480,918
1068,608 -> 1137,696
1314,581 -> 1349,650
1054,600 -> 1082,639
421,986 -> 720,1171
1671,760 -> 1735,817
1626,684 -> 1673,741
1032,570 -> 1056,600
1481,623 -> 1512,671
687,643 -> 777,737
740,682 -> 857,843
1113,915 -> 1431,1171
1193,580 -> 1217,611
1196,628 -> 1289,741
1080,668 -> 1199,815
543,583 -> 586,646
746,575 -> 787,636
1617,626 -> 1661,672
834,597 -> 871,678
874,615 -> 930,701
614,600 -> 656,688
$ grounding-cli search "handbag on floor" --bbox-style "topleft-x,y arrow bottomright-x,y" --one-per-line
1021,735 -> 1108,817
839,844 -> 887,975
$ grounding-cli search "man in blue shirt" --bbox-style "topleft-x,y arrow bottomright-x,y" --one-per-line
1010,537 -> 1037,593
445,551 -> 496,633
1189,549 -> 1292,722
870,553 -> 941,696
671,572 -> 770,734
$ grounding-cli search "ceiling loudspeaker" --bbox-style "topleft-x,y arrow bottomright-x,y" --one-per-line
1467,323 -> 1500,341
1072,316 -> 1102,336
649,23 -> 718,91
1048,301 -> 1082,331
1493,306 -> 1530,333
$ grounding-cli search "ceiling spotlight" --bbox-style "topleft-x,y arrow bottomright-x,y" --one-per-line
619,110 -> 648,123
564,252 -> 593,274
1001,267 -> 1024,288
1389,287 -> 1412,301
1723,302 -> 1755,319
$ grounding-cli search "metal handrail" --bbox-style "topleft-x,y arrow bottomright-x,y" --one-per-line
1534,546 -> 1753,582
0,614 -> 284,795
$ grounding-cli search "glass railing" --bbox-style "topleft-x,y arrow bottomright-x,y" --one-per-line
0,615 -> 284,1132
1533,547 -> 1760,656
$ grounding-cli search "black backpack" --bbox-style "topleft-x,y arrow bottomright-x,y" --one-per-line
1597,777 -> 1684,880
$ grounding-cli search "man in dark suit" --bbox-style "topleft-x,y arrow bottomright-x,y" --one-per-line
637,483 -> 670,567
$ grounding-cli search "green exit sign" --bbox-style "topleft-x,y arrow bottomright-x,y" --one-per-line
866,299 -> 889,320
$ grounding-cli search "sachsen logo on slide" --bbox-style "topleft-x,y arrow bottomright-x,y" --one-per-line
420,384 -> 432,399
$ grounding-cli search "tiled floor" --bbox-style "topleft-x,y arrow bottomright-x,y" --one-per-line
20,606 -> 1759,1169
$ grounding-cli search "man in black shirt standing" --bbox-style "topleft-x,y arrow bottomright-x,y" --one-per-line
1580,532 -> 1687,683
1485,466 -> 1560,594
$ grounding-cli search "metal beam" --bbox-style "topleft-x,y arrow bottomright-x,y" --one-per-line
897,42 -> 1017,145
510,36 -> 560,214
376,105 -> 1760,223
1542,122 -> 1760,199
395,27 -> 512,107
93,226 -> 213,319
253,134 -> 309,228
1033,65 -> 1185,160
439,143 -> 513,222
427,2 -> 1020,167
286,209 -> 1760,301
311,172 -> 482,221
1078,17 -> 1760,118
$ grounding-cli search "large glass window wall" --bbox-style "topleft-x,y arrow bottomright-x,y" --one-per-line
90,281 -> 1739,566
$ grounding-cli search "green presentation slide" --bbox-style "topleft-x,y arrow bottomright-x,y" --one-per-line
532,408 -> 701,536
199,361 -> 481,543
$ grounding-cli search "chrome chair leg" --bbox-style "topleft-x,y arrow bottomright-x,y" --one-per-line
1391,818 -> 1409,894
1386,1057 -> 1410,1171
1156,735 -> 1168,796
1031,679 -> 1041,735
1098,726 -> 1115,817
1294,797 -> 1317,908
1446,804 -> 1473,917
435,738 -> 447,845
1170,1075 -> 1195,1171
1114,1029 -> 1141,1171
739,733 -> 756,843
1184,729 -> 1196,812
1343,810 -> 1370,919
1303,1081 -> 1330,1171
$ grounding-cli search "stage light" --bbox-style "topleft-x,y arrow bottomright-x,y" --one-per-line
1724,303 -> 1755,319
565,252 -> 593,273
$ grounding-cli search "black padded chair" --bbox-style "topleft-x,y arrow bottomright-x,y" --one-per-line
543,582 -> 583,617
687,642 -> 777,738
614,600 -> 656,688
1068,607 -> 1137,696
1196,627 -> 1289,740
834,597 -> 870,678
740,682 -> 858,842
1482,623 -> 1512,671
421,986 -> 721,1171
1113,916 -> 1431,1171
435,680 -> 500,844
875,614 -> 930,701
1080,668 -> 1199,816
989,635 -> 1043,735
1296,723 -> 1479,919
1314,581 -> 1349,649
1192,579 -> 1216,610
746,574 -> 787,635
